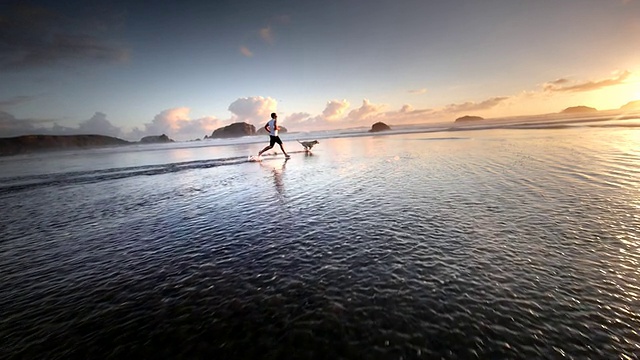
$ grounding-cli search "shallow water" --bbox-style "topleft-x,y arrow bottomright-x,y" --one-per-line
1,126 -> 639,359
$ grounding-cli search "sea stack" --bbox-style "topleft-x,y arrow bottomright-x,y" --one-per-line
209,122 -> 256,138
369,122 -> 391,132
139,134 -> 174,143
454,115 -> 484,123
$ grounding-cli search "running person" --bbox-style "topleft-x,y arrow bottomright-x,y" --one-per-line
258,113 -> 290,158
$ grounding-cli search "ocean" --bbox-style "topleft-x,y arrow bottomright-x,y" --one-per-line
1,120 -> 639,359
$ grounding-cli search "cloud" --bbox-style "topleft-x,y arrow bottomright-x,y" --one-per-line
228,96 -> 278,125
347,99 -> 386,121
243,15 -> 290,52
0,110 -> 123,138
283,99 -> 439,131
280,112 -> 317,130
285,112 -> 312,124
284,99 -> 390,131
133,107 -> 190,136
547,78 -> 571,86
176,116 -> 221,137
0,3 -> 129,71
0,106 -> 223,141
75,112 -> 122,138
444,97 -> 509,113
399,104 -> 414,113
128,107 -> 222,141
0,111 -> 52,137
259,26 -> 274,44
322,99 -> 350,121
0,96 -> 36,109
280,99 -> 351,130
408,88 -> 427,94
368,104 -> 436,126
543,71 -> 631,92
239,46 -> 253,57
260,15 -> 292,43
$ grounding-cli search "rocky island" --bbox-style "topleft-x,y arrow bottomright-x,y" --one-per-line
561,106 -> 597,114
140,134 -> 174,143
454,115 -> 484,123
0,134 -> 131,156
0,133 -> 180,156
369,122 -> 391,132
206,122 -> 256,139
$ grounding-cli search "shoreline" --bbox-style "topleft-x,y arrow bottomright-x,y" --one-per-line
2,113 -> 639,157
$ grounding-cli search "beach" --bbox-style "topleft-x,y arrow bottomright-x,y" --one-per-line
1,121 -> 639,358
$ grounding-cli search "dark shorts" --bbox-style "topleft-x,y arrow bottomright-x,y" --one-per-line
269,135 -> 282,146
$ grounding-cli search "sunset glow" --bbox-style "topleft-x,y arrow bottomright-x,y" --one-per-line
1,0 -> 639,140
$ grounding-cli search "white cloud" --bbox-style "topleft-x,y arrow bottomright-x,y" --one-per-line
135,107 -> 190,135
443,97 -> 509,113
284,99 -> 388,131
177,116 -> 221,136
399,104 -> 414,113
347,99 -> 385,121
322,99 -> 350,121
285,112 -> 312,125
228,96 -> 277,125
128,107 -> 222,141
371,104 -> 436,126
76,112 -> 122,138
543,70 -> 631,92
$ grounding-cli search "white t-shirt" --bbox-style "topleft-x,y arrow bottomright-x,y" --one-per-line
267,118 -> 278,136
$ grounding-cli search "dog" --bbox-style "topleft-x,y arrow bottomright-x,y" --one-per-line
297,140 -> 319,152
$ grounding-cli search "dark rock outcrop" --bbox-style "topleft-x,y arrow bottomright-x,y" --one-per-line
208,122 -> 256,138
139,134 -> 174,143
256,126 -> 288,135
369,122 -> 391,132
454,115 -> 484,123
561,106 -> 597,114
0,134 -> 131,156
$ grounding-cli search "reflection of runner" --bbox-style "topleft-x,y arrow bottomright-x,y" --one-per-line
258,113 -> 290,158
260,158 -> 288,197
272,159 -> 288,195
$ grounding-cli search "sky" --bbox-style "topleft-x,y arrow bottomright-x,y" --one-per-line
1,0 -> 639,141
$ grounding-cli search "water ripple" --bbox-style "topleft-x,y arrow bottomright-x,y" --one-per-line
1,130 -> 640,358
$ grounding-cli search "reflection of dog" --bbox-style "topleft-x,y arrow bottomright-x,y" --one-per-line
298,140 -> 319,151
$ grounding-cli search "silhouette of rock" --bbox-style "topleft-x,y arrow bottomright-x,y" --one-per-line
621,100 -> 640,110
256,126 -> 287,135
561,106 -> 597,114
0,134 -> 130,156
209,122 -> 256,138
455,115 -> 484,123
369,122 -> 391,132
139,134 -> 174,143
